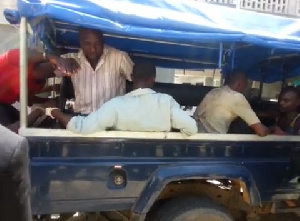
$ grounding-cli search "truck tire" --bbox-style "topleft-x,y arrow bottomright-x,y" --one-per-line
151,196 -> 234,221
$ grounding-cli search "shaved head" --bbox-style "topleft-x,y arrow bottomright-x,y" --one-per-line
132,63 -> 156,89
228,70 -> 247,85
227,70 -> 248,93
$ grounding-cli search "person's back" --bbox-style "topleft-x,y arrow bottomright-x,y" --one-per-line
194,70 -> 269,136
195,86 -> 251,133
109,88 -> 185,132
48,63 -> 197,136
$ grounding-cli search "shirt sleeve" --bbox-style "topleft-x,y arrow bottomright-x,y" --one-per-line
231,94 -> 260,126
170,97 -> 198,136
66,100 -> 117,134
119,52 -> 134,81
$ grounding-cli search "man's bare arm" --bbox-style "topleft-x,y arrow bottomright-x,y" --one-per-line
50,109 -> 72,127
250,123 -> 270,137
32,62 -> 56,80
29,50 -> 80,78
7,109 -> 44,133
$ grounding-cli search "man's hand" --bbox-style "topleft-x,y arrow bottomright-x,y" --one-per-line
31,106 -> 45,117
270,126 -> 286,135
45,107 -> 60,119
47,55 -> 80,76
250,123 -> 270,137
45,108 -> 72,127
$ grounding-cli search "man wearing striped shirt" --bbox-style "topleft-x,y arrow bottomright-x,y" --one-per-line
49,28 -> 134,114
45,63 -> 197,136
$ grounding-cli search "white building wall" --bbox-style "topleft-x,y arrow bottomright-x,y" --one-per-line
0,0 -> 19,53
0,0 -> 17,24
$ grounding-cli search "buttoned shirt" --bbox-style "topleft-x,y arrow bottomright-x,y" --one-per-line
193,86 -> 260,134
62,45 -> 133,114
67,88 -> 197,136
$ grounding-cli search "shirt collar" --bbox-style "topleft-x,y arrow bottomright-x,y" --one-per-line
125,88 -> 156,97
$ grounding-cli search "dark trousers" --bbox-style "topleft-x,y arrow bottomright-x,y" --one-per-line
0,103 -> 20,126
0,125 -> 32,221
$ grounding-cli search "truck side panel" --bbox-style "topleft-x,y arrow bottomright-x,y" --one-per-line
28,137 -> 293,215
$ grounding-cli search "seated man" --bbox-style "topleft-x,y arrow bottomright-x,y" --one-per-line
0,125 -> 31,221
193,70 -> 269,136
271,86 -> 300,135
46,63 -> 197,136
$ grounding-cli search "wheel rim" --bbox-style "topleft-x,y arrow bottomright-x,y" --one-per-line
185,213 -> 226,221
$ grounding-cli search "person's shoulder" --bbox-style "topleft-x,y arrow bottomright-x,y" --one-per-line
103,95 -> 124,108
105,45 -> 128,56
0,125 -> 27,156
157,92 -> 173,99
0,49 -> 19,62
6,48 -> 19,55
222,86 -> 245,99
155,92 -> 178,104
203,87 -> 223,99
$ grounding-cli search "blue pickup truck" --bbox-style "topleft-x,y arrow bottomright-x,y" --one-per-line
5,0 -> 300,220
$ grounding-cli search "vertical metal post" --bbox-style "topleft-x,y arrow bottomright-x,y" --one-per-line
218,42 -> 223,69
230,43 -> 235,70
281,61 -> 288,89
258,67 -> 265,101
20,17 -> 28,129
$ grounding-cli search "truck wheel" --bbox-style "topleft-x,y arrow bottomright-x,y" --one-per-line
151,196 -> 234,221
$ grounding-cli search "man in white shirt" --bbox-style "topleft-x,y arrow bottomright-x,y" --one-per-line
46,63 -> 197,136
193,70 -> 269,136
48,28 -> 134,114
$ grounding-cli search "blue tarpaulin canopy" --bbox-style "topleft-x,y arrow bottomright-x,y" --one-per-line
4,0 -> 300,82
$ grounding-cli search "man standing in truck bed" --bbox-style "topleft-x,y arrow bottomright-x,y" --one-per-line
49,28 -> 134,115
46,63 -> 197,136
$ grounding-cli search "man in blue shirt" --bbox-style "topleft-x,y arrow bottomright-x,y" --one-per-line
46,63 -> 197,136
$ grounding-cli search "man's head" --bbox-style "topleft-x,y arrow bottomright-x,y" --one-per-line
278,86 -> 300,113
132,63 -> 156,89
79,28 -> 104,63
227,70 -> 248,93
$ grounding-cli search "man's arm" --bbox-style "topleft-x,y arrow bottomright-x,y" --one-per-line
170,98 -> 198,136
32,62 -> 56,80
249,123 -> 270,136
7,108 -> 44,133
231,94 -> 269,137
119,52 -> 134,81
50,109 -> 72,128
8,49 -> 79,79
49,101 -> 117,134
8,49 -> 48,66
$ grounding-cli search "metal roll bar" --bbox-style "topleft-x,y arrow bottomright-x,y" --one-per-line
20,17 -> 28,129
